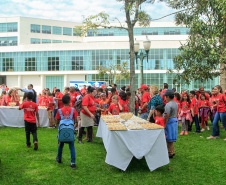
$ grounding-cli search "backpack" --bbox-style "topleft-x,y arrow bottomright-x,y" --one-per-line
58,108 -> 75,142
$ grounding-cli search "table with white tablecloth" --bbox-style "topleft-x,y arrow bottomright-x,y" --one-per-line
0,107 -> 49,127
96,118 -> 170,171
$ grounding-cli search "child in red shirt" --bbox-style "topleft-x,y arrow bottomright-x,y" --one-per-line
154,105 -> 165,127
39,92 -> 47,107
55,94 -> 78,169
19,92 -> 40,150
198,93 -> 211,131
47,92 -> 55,128
99,93 -> 109,115
108,95 -> 122,115
179,93 -> 194,135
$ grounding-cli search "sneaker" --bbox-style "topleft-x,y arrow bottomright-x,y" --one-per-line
34,142 -> 38,150
207,136 -> 216,139
201,128 -> 205,132
26,145 -> 31,148
207,126 -> 210,131
55,157 -> 62,163
185,131 -> 188,135
70,163 -> 76,169
180,131 -> 184,135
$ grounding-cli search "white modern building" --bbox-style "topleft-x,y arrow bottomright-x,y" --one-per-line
0,17 -> 219,94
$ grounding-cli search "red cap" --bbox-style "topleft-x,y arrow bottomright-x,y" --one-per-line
199,87 -> 204,90
138,84 -> 148,90
128,85 -> 130,88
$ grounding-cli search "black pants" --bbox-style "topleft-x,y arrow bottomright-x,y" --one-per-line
79,126 -> 92,140
25,121 -> 38,146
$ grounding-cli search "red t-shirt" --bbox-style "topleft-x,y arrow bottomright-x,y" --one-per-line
39,97 -> 48,106
81,94 -> 96,117
80,88 -> 87,95
47,97 -> 54,111
210,95 -> 217,107
213,94 -> 226,112
161,89 -> 167,105
191,98 -> 198,115
120,99 -> 129,112
173,98 -> 181,115
108,104 -> 120,115
55,107 -> 78,120
180,101 -> 192,112
94,98 -> 101,104
155,116 -> 165,127
69,92 -> 77,107
141,92 -> 151,113
198,100 -> 211,108
20,101 -> 39,123
57,92 -> 64,109
7,96 -> 11,106
5,87 -> 9,92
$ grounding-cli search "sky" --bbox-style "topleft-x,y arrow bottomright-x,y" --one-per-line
0,0 -> 176,23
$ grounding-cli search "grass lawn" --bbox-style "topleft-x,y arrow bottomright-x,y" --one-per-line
0,125 -> 226,185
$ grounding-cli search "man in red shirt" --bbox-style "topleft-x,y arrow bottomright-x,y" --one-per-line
138,84 -> 151,120
19,92 -> 40,150
161,83 -> 168,105
189,91 -> 200,133
80,85 -> 87,95
55,89 -> 64,109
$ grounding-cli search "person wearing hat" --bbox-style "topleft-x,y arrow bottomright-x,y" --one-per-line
138,85 -> 151,120
163,89 -> 178,158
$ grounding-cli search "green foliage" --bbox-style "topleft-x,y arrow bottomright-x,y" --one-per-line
167,0 -> 226,85
98,61 -> 130,84
1,126 -> 226,184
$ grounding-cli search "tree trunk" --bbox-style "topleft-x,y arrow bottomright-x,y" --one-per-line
128,26 -> 136,114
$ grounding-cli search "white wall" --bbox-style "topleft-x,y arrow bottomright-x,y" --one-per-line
6,75 -> 18,88
67,74 -> 86,87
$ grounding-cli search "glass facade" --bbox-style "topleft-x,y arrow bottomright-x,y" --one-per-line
46,76 -> 64,93
31,24 -> 40,33
0,22 -> 17,32
87,27 -> 190,36
42,25 -> 51,34
31,38 -> 41,44
42,39 -> 51,44
63,27 -> 72,36
52,40 -> 62,43
0,49 -> 218,91
0,37 -> 17,46
52,26 -> 62,35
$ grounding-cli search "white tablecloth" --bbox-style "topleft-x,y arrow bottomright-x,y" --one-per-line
0,107 -> 49,127
96,118 -> 169,171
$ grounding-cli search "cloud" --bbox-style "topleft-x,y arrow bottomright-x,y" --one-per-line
0,0 -> 175,23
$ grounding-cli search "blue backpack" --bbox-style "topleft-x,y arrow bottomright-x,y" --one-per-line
58,108 -> 75,142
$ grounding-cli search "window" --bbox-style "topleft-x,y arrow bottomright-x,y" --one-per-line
97,31 -> 103,36
52,40 -> 62,43
0,37 -> 17,46
186,29 -> 191,34
0,22 -> 17,32
31,24 -> 40,33
31,38 -> 40,44
164,30 -> 170,35
109,31 -> 114,36
42,39 -> 51,44
63,27 -> 72,36
63,40 -> 72,43
3,58 -> 13,71
87,31 -> 94,36
141,30 -> 147,35
48,57 -> 59,71
72,56 -> 83,70
25,57 -> 36,71
42,25 -> 51,34
53,26 -> 62,35
73,28 -> 81,36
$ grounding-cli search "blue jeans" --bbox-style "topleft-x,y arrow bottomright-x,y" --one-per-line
57,141 -> 76,164
139,112 -> 149,120
191,115 -> 200,132
135,108 -> 139,116
212,112 -> 226,137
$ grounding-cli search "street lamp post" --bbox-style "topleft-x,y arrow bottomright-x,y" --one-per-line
134,37 -> 151,85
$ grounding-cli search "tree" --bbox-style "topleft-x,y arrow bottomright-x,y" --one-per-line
98,61 -> 130,85
167,0 -> 226,88
75,0 -> 164,113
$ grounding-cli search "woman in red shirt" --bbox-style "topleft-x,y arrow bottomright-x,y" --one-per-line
7,89 -> 16,106
207,85 -> 226,140
78,86 -> 97,144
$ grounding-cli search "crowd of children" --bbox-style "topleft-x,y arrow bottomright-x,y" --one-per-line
1,82 -> 226,169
